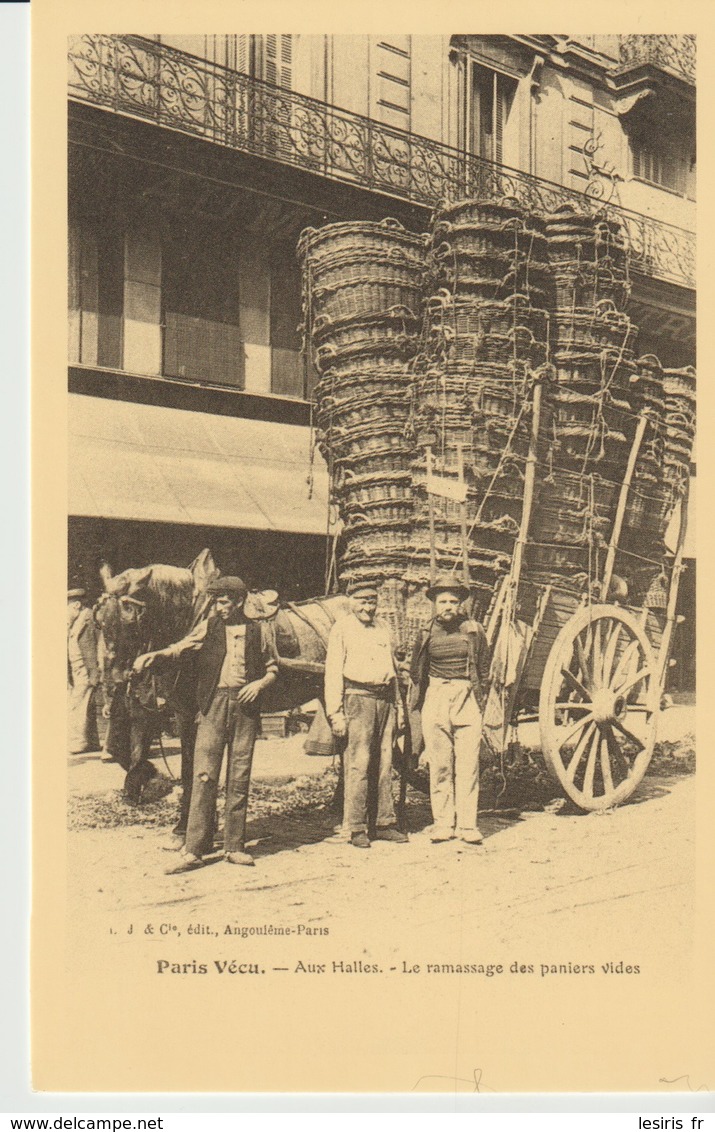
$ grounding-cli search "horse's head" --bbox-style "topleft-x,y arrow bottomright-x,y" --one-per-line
94,592 -> 149,696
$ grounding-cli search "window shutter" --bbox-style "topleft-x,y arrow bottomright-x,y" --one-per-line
265,35 -> 278,84
236,35 -> 250,74
495,76 -> 505,165
263,34 -> 292,88
280,34 -> 293,86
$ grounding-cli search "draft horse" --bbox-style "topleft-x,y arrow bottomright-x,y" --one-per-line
94,550 -> 216,818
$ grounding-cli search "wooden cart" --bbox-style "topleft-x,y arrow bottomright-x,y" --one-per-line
483,383 -> 691,813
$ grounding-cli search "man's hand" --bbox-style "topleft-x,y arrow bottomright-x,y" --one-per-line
236,680 -> 264,705
133,651 -> 162,674
329,711 -> 347,739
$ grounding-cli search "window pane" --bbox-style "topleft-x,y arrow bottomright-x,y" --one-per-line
162,220 -> 243,387
270,245 -> 304,398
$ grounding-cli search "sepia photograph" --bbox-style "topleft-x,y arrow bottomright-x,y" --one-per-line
29,21 -> 709,1096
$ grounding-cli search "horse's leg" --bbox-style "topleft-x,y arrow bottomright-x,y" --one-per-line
107,691 -> 132,773
124,712 -> 155,805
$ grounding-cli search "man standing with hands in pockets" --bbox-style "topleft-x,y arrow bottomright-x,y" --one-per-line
325,582 -> 408,850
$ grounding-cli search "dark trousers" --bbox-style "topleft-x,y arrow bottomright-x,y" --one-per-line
185,688 -> 258,857
344,692 -> 396,835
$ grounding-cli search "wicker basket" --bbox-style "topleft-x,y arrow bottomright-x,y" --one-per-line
434,224 -> 548,262
437,197 -> 536,229
318,356 -> 414,385
315,336 -> 417,375
343,527 -> 413,557
334,449 -> 412,476
338,482 -> 414,510
314,366 -> 412,399
342,498 -> 414,525
298,217 -> 426,265
309,245 -> 425,282
312,272 -> 423,323
663,367 -> 697,402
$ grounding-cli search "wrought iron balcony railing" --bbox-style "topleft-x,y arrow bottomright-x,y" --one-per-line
618,34 -> 695,85
68,34 -> 695,290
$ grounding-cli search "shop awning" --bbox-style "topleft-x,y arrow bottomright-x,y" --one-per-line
69,394 -> 330,536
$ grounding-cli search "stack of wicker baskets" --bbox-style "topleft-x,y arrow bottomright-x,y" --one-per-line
298,199 -> 695,646
523,204 -> 639,594
619,362 -> 696,604
405,198 -> 550,625
297,219 -> 427,645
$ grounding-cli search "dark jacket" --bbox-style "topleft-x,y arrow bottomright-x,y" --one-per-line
196,615 -> 272,718
409,618 -> 491,712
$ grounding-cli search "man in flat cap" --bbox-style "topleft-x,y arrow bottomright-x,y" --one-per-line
324,581 -> 407,849
67,588 -> 100,754
409,574 -> 490,845
134,576 -> 278,872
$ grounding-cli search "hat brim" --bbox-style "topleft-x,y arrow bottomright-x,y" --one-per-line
426,584 -> 470,601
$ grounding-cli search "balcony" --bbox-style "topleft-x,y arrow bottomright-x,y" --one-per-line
618,34 -> 695,85
68,34 -> 695,290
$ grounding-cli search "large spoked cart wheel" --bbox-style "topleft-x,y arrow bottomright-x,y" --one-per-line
538,603 -> 660,811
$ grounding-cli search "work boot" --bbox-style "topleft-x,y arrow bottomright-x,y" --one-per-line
374,827 -> 408,843
459,828 -> 483,845
350,831 -> 370,849
165,851 -> 204,875
430,828 -> 454,843
225,850 -> 255,867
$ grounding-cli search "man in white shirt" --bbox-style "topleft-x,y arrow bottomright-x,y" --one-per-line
324,582 -> 408,849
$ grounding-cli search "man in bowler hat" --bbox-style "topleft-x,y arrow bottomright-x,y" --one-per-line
134,576 -> 278,871
409,574 -> 490,844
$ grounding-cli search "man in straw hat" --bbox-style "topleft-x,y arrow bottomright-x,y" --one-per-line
67,587 -> 100,754
409,574 -> 490,845
325,581 -> 408,849
134,576 -> 278,872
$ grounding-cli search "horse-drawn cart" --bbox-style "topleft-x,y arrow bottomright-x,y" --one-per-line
477,370 -> 692,813
485,492 -> 688,812
300,202 -> 695,815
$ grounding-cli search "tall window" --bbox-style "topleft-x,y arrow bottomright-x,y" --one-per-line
68,217 -> 123,370
162,220 -> 244,388
270,245 -> 305,399
470,63 -> 517,165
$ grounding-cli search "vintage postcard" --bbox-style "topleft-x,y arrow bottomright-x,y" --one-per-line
31,0 -> 713,1096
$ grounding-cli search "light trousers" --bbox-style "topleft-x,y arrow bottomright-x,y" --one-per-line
422,677 -> 482,834
68,676 -> 99,754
